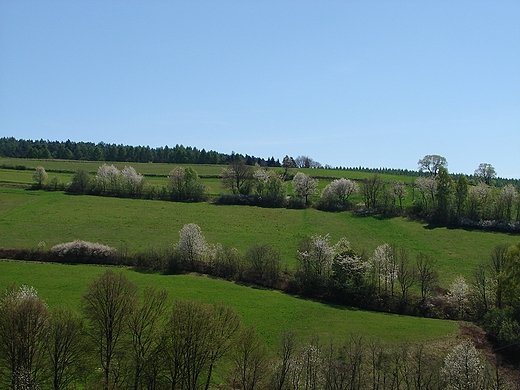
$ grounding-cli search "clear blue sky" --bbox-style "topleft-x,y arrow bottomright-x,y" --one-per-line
1,0 -> 519,178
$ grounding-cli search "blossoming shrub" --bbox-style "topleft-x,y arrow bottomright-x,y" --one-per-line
50,240 -> 118,264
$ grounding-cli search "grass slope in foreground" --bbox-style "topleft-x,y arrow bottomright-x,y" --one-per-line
0,261 -> 458,348
1,187 -> 518,286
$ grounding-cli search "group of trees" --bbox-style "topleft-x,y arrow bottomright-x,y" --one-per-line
0,137 -> 284,167
26,155 -> 520,232
1,272 -> 512,390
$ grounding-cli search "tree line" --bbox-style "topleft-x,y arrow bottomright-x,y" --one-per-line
0,137 -> 281,167
1,269 -> 515,390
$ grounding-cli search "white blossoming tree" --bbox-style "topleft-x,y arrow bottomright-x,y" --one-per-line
370,243 -> 398,296
96,164 -> 121,193
447,276 -> 469,319
292,172 -> 318,205
177,223 -> 208,268
321,178 -> 358,209
441,340 -> 484,390
298,234 -> 335,278
32,166 -> 48,187
121,165 -> 144,196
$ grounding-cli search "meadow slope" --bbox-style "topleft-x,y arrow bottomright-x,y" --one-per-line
0,186 -> 518,286
0,260 -> 459,347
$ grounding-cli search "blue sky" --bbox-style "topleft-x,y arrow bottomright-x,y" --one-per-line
1,0 -> 519,178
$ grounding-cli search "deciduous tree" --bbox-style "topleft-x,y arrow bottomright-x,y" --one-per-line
32,166 -> 48,187
292,172 -> 318,205
0,285 -> 49,390
177,223 -> 207,268
474,163 -> 496,185
418,155 -> 447,176
82,270 -> 138,390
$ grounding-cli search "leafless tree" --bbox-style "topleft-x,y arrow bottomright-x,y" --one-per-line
0,285 -> 49,390
222,160 -> 254,195
127,286 -> 168,390
82,270 -> 138,390
416,253 -> 438,300
46,306 -> 88,390
232,326 -> 269,390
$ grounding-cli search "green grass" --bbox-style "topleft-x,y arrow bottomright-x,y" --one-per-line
0,260 -> 459,347
0,157 -> 416,182
0,187 -> 518,286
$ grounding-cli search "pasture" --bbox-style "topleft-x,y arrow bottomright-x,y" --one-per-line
0,260 -> 459,347
0,185 -> 517,286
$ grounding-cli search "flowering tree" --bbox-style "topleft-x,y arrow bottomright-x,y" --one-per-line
292,172 -> 318,205
416,176 -> 437,211
298,234 -> 335,278
499,184 -> 518,221
321,178 -> 358,209
447,276 -> 469,319
96,164 -> 120,193
177,223 -> 207,267
121,165 -> 144,196
370,243 -> 398,295
391,181 -> 407,212
32,166 -> 48,187
441,340 -> 484,390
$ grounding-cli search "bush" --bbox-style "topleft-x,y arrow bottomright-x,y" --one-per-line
50,240 -> 118,264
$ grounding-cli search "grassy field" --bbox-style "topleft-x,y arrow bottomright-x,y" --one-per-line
0,157 -> 415,181
0,157 -> 418,202
0,260 -> 459,347
0,186 -> 518,286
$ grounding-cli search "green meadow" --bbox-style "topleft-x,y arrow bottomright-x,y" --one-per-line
0,186 -> 517,286
0,260 -> 458,347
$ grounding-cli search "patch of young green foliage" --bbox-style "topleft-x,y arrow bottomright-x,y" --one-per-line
0,260 -> 458,347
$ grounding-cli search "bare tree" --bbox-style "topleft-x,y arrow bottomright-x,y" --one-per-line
204,302 -> 242,390
0,285 -> 49,390
163,300 -> 215,390
391,181 -> 408,213
396,247 -> 415,301
127,286 -> 168,390
222,160 -> 254,195
272,330 -> 298,390
82,270 -> 138,390
232,326 -> 269,390
46,306 -> 88,390
362,174 -> 385,210
416,253 -> 438,300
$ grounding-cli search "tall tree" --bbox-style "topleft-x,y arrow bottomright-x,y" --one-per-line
222,161 -> 254,195
474,163 -> 496,185
46,306 -> 88,390
127,287 -> 168,390
292,172 -> 318,205
82,270 -> 138,390
0,285 -> 49,390
418,155 -> 447,176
